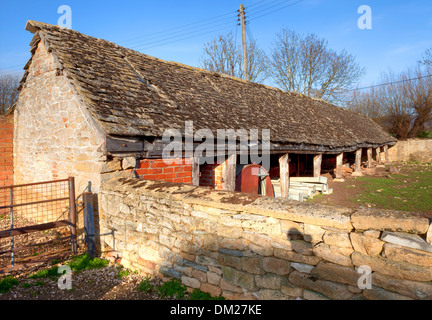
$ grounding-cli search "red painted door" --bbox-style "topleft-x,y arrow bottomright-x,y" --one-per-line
235,164 -> 274,197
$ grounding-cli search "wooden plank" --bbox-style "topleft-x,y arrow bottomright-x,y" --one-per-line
222,154 -> 236,191
313,154 -> 322,178
375,147 -> 382,164
0,250 -> 71,274
355,148 -> 362,173
279,153 -> 289,198
106,136 -> 145,153
336,153 -> 344,179
289,187 -> 313,197
0,236 -> 70,256
83,192 -> 96,259
192,156 -> 200,186
367,148 -> 373,168
290,176 -> 327,184
0,220 -> 70,239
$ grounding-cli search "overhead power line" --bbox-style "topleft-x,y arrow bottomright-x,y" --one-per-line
248,0 -> 296,17
350,74 -> 432,92
1,1 -> 306,69
119,11 -> 238,46
248,0 -> 305,23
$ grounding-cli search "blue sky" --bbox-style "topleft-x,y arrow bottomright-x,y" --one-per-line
1,0 -> 431,88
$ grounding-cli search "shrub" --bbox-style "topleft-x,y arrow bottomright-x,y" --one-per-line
137,277 -> 154,293
157,279 -> 186,299
0,276 -> 19,293
187,289 -> 225,300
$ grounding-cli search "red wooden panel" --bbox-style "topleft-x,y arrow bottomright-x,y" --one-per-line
235,164 -> 274,197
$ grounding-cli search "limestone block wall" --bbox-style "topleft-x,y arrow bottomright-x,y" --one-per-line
13,40 -> 105,194
100,177 -> 432,300
388,139 -> 432,163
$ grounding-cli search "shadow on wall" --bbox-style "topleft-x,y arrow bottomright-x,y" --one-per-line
97,177 -> 432,300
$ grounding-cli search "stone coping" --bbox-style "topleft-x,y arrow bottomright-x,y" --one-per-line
102,177 -> 431,235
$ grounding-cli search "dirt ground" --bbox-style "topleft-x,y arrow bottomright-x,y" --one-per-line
309,162 -> 432,218
1,161 -> 430,301
0,251 -> 169,300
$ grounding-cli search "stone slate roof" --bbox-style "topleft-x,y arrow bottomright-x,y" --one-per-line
21,20 -> 397,152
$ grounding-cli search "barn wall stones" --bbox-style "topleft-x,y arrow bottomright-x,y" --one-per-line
13,40 -> 105,194
100,177 -> 432,300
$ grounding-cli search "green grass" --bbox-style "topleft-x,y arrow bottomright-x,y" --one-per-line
67,253 -> 109,272
22,281 -> 45,288
0,276 -> 19,293
417,131 -> 432,138
28,253 -> 109,281
29,266 -> 60,280
354,165 -> 432,212
188,289 -> 225,300
157,279 -> 187,299
137,277 -> 154,293
137,277 -> 225,300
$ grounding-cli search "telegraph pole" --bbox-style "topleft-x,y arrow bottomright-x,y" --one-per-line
240,4 -> 249,81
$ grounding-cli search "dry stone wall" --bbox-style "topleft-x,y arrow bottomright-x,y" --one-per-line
388,139 -> 432,163
100,177 -> 432,300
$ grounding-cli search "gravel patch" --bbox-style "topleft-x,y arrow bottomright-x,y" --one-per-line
0,259 -> 165,300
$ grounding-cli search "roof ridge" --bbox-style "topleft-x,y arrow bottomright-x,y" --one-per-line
25,20 -> 311,99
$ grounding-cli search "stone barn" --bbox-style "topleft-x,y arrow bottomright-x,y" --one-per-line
13,20 -> 397,198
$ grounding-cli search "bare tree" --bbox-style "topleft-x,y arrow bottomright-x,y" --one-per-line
404,66 -> 432,138
346,87 -> 385,123
269,28 -> 365,104
419,48 -> 432,72
0,74 -> 20,114
200,31 -> 268,83
346,66 -> 432,140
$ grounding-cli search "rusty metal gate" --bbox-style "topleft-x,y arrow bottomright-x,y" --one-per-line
0,177 -> 77,273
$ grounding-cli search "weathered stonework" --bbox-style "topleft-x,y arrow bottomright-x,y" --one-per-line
387,139 -> 432,163
14,40 -> 105,193
100,177 -> 432,300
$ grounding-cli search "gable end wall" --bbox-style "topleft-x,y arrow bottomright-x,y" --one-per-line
14,40 -> 105,193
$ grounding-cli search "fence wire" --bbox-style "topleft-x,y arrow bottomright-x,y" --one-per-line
0,179 -> 74,270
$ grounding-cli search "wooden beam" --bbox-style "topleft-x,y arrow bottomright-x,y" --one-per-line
0,220 -> 70,239
367,148 -> 373,168
355,148 -> 362,173
336,153 -> 343,179
375,147 -> 382,164
192,156 -> 200,186
222,154 -> 236,191
279,153 -> 290,198
313,154 -> 322,178
106,136 -> 145,153
384,145 -> 389,163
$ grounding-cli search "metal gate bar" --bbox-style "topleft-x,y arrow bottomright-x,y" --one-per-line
0,177 -> 77,268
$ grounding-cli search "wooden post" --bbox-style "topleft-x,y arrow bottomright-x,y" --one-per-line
83,192 -> 96,258
313,154 -> 322,178
240,4 -> 249,81
354,148 -> 362,174
192,156 -> 200,186
375,147 -> 382,164
384,145 -> 389,163
222,154 -> 236,191
68,177 -> 77,255
279,153 -> 289,198
336,153 -> 343,179
367,148 -> 373,168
